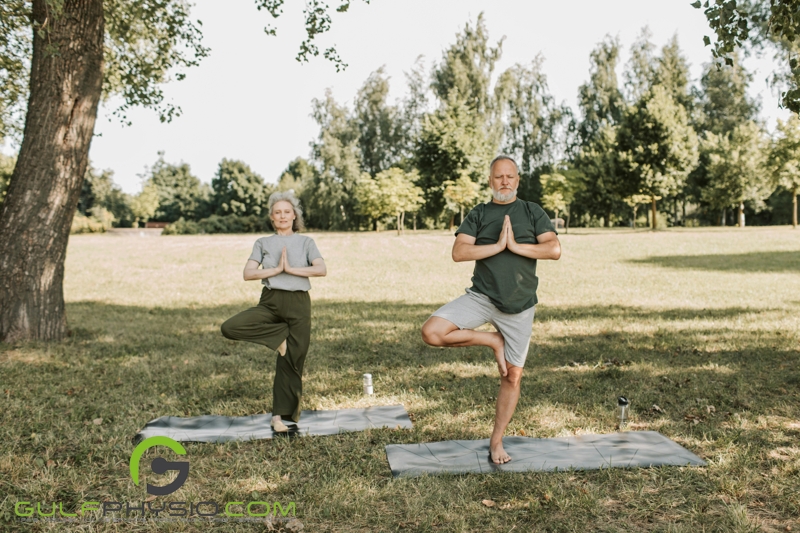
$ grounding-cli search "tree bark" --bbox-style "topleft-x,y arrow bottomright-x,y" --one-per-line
651,196 -> 657,230
604,207 -> 611,228
738,202 -> 745,228
0,0 -> 105,342
793,186 -> 797,229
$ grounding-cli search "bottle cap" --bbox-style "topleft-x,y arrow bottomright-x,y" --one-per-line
617,396 -> 629,406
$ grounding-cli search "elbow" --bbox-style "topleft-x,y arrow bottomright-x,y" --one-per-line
452,249 -> 465,262
319,267 -> 327,277
551,244 -> 562,260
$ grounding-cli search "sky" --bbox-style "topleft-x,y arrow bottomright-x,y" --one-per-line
21,0 -> 796,193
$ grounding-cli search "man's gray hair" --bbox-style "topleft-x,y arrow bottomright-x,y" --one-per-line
268,190 -> 305,232
489,155 -> 520,175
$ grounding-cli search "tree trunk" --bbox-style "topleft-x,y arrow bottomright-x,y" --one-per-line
0,0 -> 105,342
651,196 -> 657,230
413,213 -> 416,232
792,186 -> 797,229
738,202 -> 745,228
720,208 -> 726,226
632,205 -> 637,230
565,210 -> 570,234
604,207 -> 611,228
449,214 -> 455,231
459,205 -> 463,227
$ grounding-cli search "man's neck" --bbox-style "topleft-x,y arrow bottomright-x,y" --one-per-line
491,196 -> 517,205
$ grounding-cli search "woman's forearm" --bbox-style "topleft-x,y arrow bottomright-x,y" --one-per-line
284,264 -> 327,278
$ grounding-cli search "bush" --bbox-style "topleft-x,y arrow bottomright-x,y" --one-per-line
70,207 -> 115,234
162,214 -> 271,235
162,217 -> 201,235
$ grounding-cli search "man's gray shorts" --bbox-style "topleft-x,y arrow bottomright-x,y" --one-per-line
430,289 -> 535,368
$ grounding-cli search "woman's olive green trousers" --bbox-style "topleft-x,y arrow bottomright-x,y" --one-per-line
221,288 -> 311,422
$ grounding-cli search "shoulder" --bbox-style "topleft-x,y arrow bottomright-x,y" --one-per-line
466,202 -> 488,217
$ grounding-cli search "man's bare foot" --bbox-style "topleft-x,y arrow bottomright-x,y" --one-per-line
489,443 -> 511,464
271,415 -> 289,432
277,339 -> 287,357
489,332 -> 507,377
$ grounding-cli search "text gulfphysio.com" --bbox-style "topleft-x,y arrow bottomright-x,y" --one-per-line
11,436 -> 296,524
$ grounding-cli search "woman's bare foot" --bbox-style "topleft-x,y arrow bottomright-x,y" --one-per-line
271,415 -> 289,432
277,339 -> 287,357
489,332 -> 507,377
489,442 -> 512,464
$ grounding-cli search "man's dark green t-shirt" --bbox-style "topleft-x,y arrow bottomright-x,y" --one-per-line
456,199 -> 556,314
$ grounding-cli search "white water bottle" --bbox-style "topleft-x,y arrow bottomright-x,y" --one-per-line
363,373 -> 373,396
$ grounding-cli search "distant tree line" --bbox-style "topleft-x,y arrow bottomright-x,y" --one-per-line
18,15 -> 799,234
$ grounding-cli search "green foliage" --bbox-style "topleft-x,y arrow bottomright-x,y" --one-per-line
496,58 -> 570,202
211,158 -> 269,217
354,67 -> 409,176
770,115 -> 800,194
701,121 -> 771,212
577,36 -> 625,144
696,52 -> 759,135
431,13 -> 503,118
255,0 -> 371,72
540,173 -> 575,220
130,182 -> 160,226
0,152 -> 16,205
618,85 -> 699,202
70,207 -> 115,234
415,96 -> 496,222
77,165 -> 136,227
161,213 -> 270,234
624,27 -> 657,102
277,157 -> 316,196
573,124 -> 627,226
355,168 -> 424,231
304,90 -> 362,230
696,0 -> 800,113
0,1 -> 29,142
653,35 -> 693,112
143,152 -> 210,222
443,172 -> 483,217
102,0 -> 210,124
768,115 -> 800,225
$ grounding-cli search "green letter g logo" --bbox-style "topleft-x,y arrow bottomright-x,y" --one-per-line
130,436 -> 189,496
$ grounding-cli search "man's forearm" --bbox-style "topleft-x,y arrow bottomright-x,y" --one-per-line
452,242 -> 504,262
507,240 -> 561,260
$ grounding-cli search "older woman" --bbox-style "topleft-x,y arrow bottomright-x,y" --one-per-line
220,191 -> 326,432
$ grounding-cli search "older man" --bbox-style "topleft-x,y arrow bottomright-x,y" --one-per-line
421,155 -> 561,464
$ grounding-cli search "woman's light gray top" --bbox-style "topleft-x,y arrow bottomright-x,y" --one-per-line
248,234 -> 323,291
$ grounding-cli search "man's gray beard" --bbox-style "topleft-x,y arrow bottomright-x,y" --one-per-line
492,188 -> 517,202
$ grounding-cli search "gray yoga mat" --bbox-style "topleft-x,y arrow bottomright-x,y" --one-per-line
135,404 -> 412,444
385,431 -> 705,477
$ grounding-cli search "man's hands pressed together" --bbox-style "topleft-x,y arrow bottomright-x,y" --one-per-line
452,215 -> 560,263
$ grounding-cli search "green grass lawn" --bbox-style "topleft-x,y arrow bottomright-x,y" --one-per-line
2,227 -> 799,532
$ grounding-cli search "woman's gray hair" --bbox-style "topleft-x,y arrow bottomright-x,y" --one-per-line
268,190 -> 305,232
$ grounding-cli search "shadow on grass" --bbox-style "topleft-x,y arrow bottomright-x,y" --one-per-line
2,299 -> 796,441
630,250 -> 800,273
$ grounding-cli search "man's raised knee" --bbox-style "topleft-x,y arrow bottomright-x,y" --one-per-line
420,321 -> 442,346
